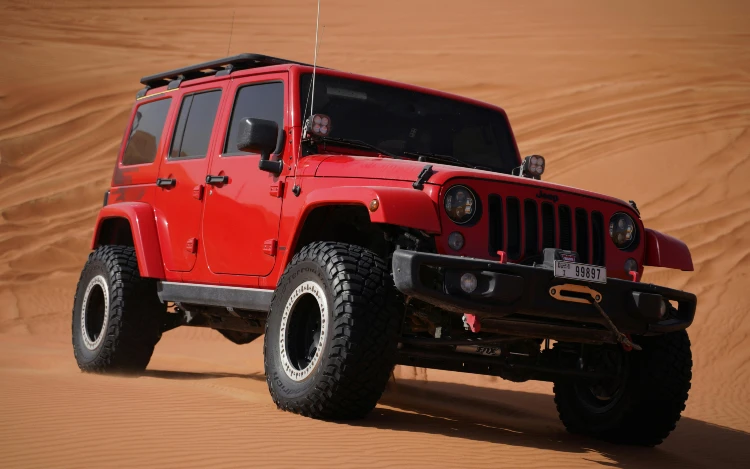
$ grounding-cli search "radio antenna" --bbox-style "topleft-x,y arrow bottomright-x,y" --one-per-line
293,0 -> 322,197
309,0 -> 322,120
226,10 -> 235,56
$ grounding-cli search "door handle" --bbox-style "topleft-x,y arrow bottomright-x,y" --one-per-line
156,178 -> 176,188
206,174 -> 229,185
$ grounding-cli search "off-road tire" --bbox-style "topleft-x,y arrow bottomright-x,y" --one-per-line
264,241 -> 400,420
72,245 -> 164,373
218,330 -> 261,345
554,331 -> 692,446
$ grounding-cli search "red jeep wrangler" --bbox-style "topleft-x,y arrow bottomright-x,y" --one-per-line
72,54 -> 696,445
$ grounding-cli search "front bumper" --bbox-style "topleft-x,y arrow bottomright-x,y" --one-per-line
392,250 -> 696,343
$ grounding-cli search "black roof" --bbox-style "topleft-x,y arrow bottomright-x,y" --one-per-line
139,53 -> 315,89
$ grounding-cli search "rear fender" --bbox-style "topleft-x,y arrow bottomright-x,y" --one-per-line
303,186 -> 441,233
643,228 -> 694,271
91,202 -> 165,278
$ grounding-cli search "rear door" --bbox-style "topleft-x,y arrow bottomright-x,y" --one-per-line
201,73 -> 287,276
154,84 -> 224,272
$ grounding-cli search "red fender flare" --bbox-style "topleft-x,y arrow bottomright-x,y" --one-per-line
91,202 -> 165,278
304,186 -> 442,234
643,228 -> 694,271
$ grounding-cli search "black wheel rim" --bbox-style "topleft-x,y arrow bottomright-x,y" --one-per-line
84,282 -> 106,345
285,294 -> 322,372
574,349 -> 628,414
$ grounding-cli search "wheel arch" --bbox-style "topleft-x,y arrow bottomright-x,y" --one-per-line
288,186 -> 441,260
643,228 -> 694,271
91,202 -> 165,279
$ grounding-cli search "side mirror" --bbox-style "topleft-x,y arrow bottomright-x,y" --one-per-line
237,117 -> 283,175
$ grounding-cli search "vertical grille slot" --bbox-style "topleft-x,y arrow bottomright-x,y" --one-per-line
488,195 -> 503,257
591,211 -> 605,266
506,198 -> 521,260
575,208 -> 589,263
541,203 -> 555,250
559,205 -> 572,250
524,199 -> 538,258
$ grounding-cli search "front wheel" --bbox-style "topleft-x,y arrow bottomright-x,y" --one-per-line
553,331 -> 692,446
264,241 -> 400,420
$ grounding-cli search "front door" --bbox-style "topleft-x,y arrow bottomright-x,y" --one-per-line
201,74 -> 287,276
155,85 -> 224,272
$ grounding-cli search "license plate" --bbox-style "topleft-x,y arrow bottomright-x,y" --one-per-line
554,260 -> 607,284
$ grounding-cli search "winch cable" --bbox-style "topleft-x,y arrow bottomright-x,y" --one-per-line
588,295 -> 642,351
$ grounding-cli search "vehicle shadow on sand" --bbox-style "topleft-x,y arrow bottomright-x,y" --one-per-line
351,379 -> 750,468
143,369 -> 750,467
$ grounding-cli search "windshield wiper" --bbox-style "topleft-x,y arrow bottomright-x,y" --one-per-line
315,137 -> 401,159
402,151 -> 474,168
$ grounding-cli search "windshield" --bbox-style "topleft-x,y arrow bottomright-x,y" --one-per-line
299,73 -> 519,174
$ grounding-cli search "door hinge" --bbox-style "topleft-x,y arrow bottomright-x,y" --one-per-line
186,237 -> 198,253
263,239 -> 278,256
269,181 -> 285,198
193,184 -> 204,200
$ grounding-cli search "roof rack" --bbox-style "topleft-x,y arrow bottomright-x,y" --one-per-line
137,53 -> 314,96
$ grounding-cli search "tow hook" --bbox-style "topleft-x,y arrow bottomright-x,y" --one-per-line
462,313 -> 481,332
588,296 -> 642,351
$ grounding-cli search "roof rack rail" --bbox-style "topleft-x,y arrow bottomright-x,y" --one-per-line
139,53 -> 314,89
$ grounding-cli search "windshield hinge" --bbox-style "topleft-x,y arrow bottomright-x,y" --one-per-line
413,164 -> 435,190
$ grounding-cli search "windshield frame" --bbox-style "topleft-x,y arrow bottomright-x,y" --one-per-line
289,66 -> 521,171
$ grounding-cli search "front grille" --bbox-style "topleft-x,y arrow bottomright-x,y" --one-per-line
575,208 -> 589,263
488,196 -> 607,266
506,198 -> 521,259
559,205 -> 572,251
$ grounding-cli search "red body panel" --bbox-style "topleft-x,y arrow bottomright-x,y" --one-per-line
644,228 -> 694,271
315,155 -> 633,210
94,62 -> 693,290
92,202 -> 165,279
201,72 -> 288,277
154,79 -> 228,273
304,185 -> 441,233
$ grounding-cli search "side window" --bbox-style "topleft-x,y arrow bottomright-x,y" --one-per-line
169,90 -> 222,159
122,98 -> 171,166
224,82 -> 284,155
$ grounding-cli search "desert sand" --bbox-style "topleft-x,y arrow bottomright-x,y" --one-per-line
1,0 -> 749,467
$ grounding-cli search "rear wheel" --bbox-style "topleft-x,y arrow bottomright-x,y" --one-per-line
264,241 -> 400,420
72,245 -> 164,373
553,331 -> 692,446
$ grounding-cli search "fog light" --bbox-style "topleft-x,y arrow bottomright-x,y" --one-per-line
460,273 -> 478,293
448,232 -> 465,251
624,258 -> 638,274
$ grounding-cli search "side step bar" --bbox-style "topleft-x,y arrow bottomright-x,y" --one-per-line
157,281 -> 273,312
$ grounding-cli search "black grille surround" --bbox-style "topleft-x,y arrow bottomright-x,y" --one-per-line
488,196 -> 607,266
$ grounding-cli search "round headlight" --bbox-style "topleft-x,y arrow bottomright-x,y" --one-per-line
609,212 -> 637,250
444,185 -> 478,225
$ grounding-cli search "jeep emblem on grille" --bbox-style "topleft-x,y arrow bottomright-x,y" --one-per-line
536,191 -> 559,203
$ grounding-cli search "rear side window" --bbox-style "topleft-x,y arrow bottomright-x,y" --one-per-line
170,90 -> 222,159
122,98 -> 171,166
224,82 -> 284,154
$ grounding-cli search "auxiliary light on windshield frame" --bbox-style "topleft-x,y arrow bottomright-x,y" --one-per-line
307,114 -> 332,138
513,155 -> 546,180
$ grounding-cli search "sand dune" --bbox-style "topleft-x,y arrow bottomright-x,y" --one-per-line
1,0 -> 749,467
